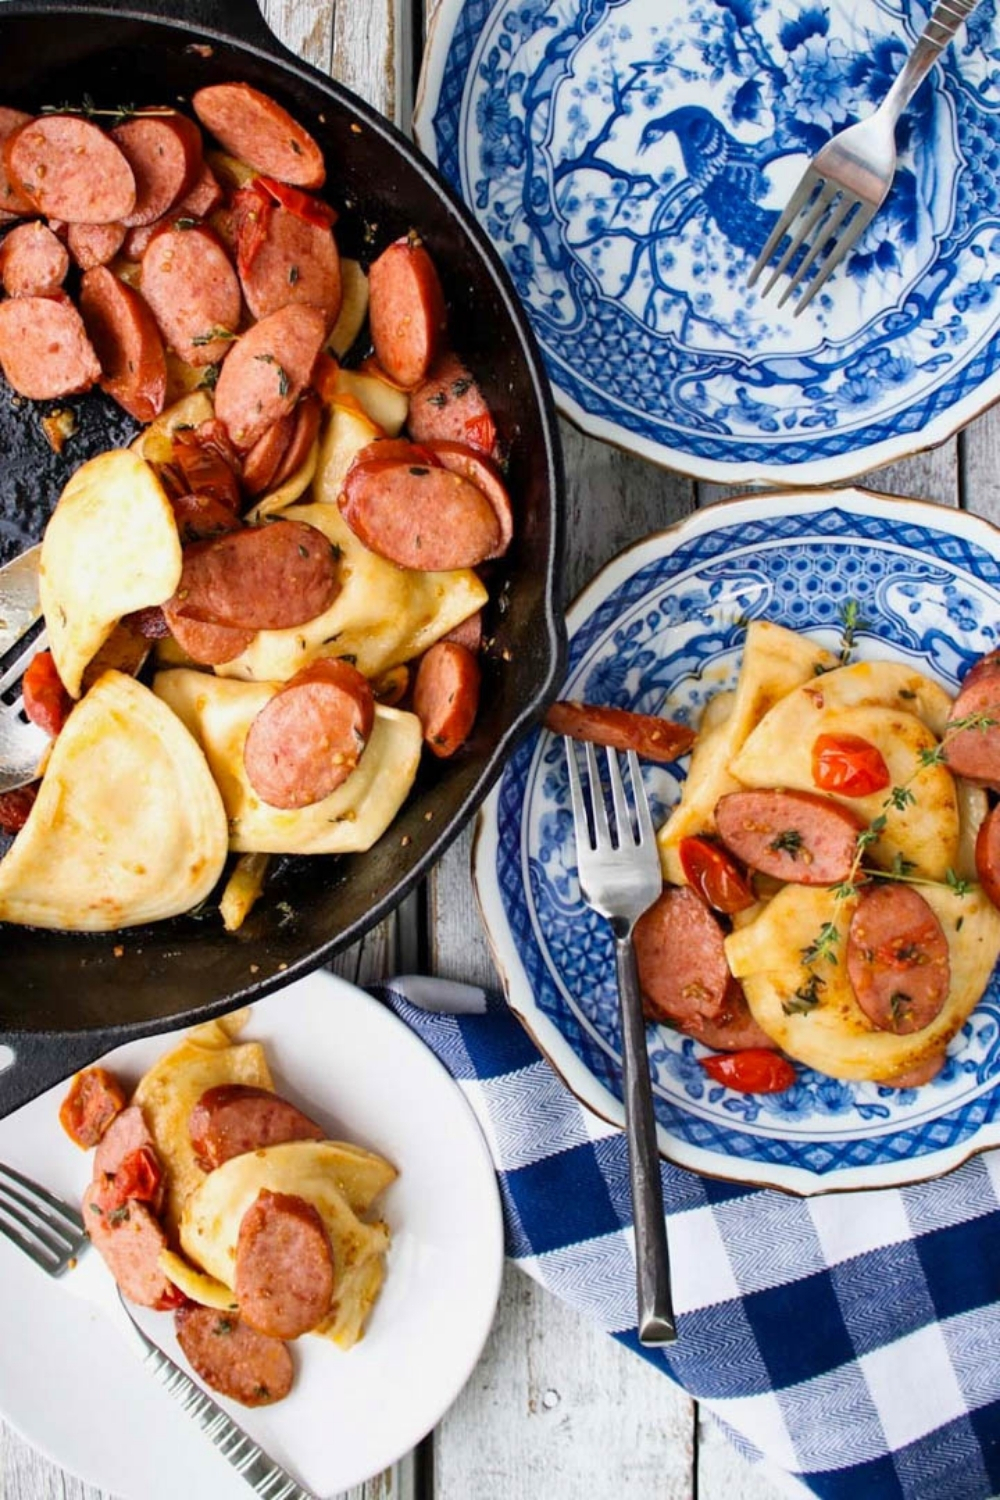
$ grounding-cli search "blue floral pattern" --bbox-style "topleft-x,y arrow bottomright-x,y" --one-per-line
417,0 -> 1000,479
477,495 -> 1000,1190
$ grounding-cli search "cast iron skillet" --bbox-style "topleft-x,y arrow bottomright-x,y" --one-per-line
0,0 -> 566,1115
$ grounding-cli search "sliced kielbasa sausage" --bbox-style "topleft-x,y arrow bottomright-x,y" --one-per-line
240,412 -> 296,496
339,458 -> 501,570
714,789 -> 862,885
0,107 -> 33,218
175,1306 -> 294,1407
681,978 -> 777,1052
235,1188 -> 335,1340
407,352 -> 497,455
66,220 -> 127,270
0,221 -> 69,297
213,304 -> 327,449
175,161 -> 224,219
169,492 -> 242,545
161,608 -> 254,666
243,658 -> 375,809
635,885 -> 733,1030
189,1083 -> 325,1172
83,1185 -> 179,1309
546,701 -> 696,763
94,1104 -> 156,1179
192,83 -> 325,189
425,440 -> 512,558
944,651 -> 1000,787
167,519 -> 339,631
412,640 -> 481,758
239,206 -> 341,328
0,294 -> 100,398
846,884 -> 950,1034
79,265 -> 167,424
976,802 -> 1000,912
140,223 -> 241,366
4,115 -> 136,222
59,1067 -> 128,1149
112,112 -> 203,227
368,237 -> 447,388
444,610 -> 483,653
270,391 -> 322,487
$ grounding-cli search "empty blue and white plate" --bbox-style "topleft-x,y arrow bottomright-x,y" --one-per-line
473,490 -> 1000,1193
416,0 -> 1000,485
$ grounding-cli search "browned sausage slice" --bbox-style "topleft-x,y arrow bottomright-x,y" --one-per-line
240,412 -> 295,496
94,1104 -> 155,1179
170,492 -> 242,544
79,265 -> 167,424
175,1306 -> 293,1406
83,1186 -> 177,1308
235,1188 -> 335,1339
877,1051 -> 947,1088
66,220 -> 127,270
339,459 -> 501,570
944,652 -> 1000,787
243,658 -> 375,808
407,352 -> 497,455
239,206 -> 341,328
0,107 -> 33,217
368,238 -> 446,388
714,789 -> 862,885
270,391 -> 322,487
168,520 -> 339,631
140,223 -> 241,367
679,978 -> 778,1052
192,83 -> 325,189
112,112 -> 203,227
188,1083 -> 325,1172
175,161 -> 224,219
0,221 -> 69,296
214,304 -> 327,449
161,608 -> 255,665
425,440 -> 512,558
412,641 -> 481,758
545,702 -> 695,762
976,802 -> 1000,912
444,610 -> 483,652
0,294 -> 100,398
4,115 -> 136,223
846,884 -> 950,1034
59,1067 -> 128,1149
635,885 -> 732,1029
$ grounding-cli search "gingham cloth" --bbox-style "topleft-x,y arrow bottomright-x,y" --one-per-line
375,975 -> 1000,1500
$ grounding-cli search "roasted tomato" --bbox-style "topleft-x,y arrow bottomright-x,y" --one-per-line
463,410 -> 497,455
678,835 -> 755,914
811,732 -> 891,797
700,1049 -> 797,1094
103,1146 -> 163,1211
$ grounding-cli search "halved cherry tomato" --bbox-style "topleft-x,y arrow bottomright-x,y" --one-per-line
811,732 -> 890,797
102,1146 -> 163,1211
22,649 -> 73,737
678,835 -> 755,914
700,1050 -> 797,1094
464,411 -> 497,455
155,1282 -> 190,1312
256,176 -> 337,229
232,181 -> 274,280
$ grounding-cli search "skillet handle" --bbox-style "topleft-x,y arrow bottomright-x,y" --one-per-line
0,1029 -> 120,1119
3,0 -> 288,57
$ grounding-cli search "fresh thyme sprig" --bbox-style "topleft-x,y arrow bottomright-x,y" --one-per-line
40,97 -> 175,125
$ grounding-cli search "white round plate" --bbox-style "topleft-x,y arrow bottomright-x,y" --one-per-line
0,971 -> 503,1498
415,0 -> 1000,484
474,488 -> 1000,1195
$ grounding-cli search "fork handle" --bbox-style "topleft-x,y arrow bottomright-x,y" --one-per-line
138,1337 -> 316,1499
880,0 -> 981,123
614,931 -> 677,1345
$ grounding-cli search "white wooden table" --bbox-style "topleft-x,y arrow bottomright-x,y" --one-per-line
0,0 -> 994,1497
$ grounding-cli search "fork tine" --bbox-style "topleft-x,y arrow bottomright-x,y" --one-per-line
776,192 -> 856,308
606,749 -> 633,849
746,167 -> 818,287
0,1160 -> 85,1232
628,751 -> 655,847
761,176 -> 837,298
793,204 -> 875,316
0,630 -> 46,699
584,741 -> 610,847
0,1193 -> 79,1268
564,735 -> 590,853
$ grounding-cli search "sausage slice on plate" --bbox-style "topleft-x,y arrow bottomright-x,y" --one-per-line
175,1305 -> 294,1406
235,1188 -> 335,1339
846,884 -> 950,1034
714,788 -> 862,885
189,1083 -> 325,1171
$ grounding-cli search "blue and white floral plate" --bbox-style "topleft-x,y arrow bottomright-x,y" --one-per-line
416,0 -> 1000,485
473,489 -> 1000,1194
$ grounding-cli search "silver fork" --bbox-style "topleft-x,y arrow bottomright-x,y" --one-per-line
0,545 -> 50,792
748,0 -> 981,314
563,740 -> 677,1345
0,1159 -> 317,1500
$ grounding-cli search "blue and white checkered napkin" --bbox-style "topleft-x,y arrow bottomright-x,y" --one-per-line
374,976 -> 1000,1500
